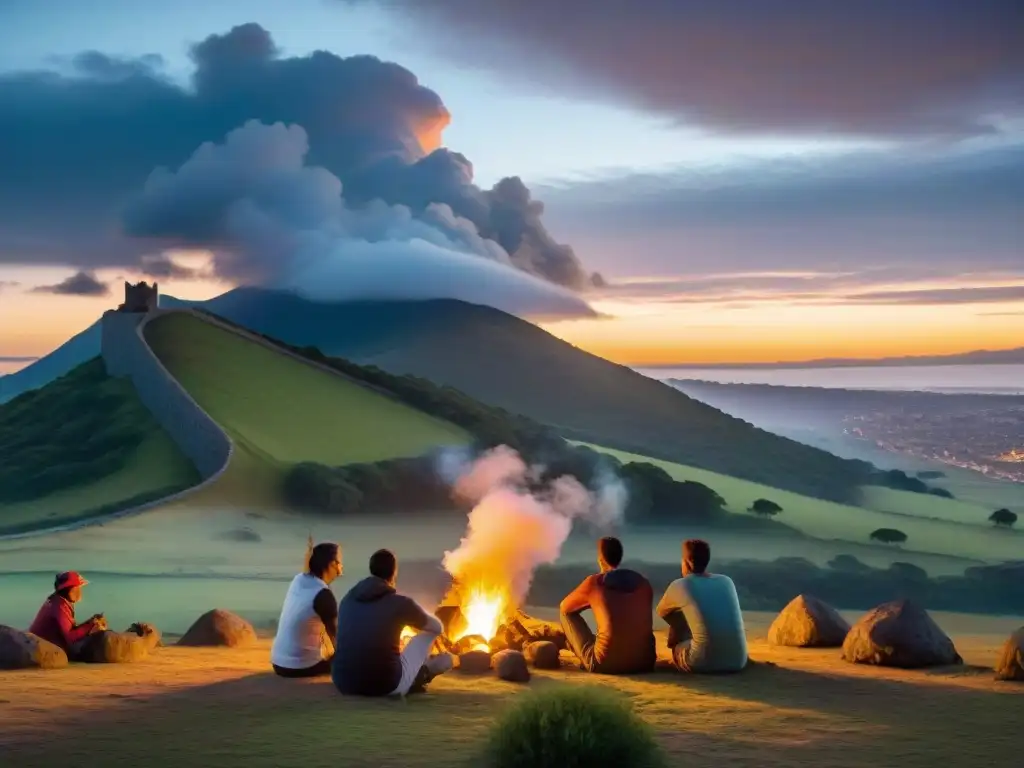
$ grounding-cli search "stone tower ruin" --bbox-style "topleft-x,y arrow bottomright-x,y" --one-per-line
117,280 -> 159,313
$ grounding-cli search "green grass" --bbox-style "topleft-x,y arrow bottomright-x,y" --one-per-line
144,312 -> 471,505
577,442 -> 1024,562
0,359 -> 199,532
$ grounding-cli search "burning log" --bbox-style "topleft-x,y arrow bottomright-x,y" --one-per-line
435,582 -> 566,655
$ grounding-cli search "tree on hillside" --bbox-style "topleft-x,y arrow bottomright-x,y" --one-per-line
869,528 -> 908,546
990,508 -> 1018,528
748,498 -> 783,517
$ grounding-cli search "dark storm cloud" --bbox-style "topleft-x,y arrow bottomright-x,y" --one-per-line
0,23 -> 596,290
31,271 -> 109,296
538,142 -> 1024,288
541,144 -> 1024,227
138,253 -> 205,280
356,0 -> 1024,138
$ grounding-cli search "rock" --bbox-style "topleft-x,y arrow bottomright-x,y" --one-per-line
177,609 -> 256,648
524,640 -> 560,669
78,630 -> 153,664
494,649 -> 530,683
128,622 -> 163,650
458,650 -> 492,674
768,594 -> 851,648
994,627 -> 1024,682
841,600 -> 961,668
0,625 -> 68,670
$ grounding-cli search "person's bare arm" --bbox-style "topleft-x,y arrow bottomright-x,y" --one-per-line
559,576 -> 594,616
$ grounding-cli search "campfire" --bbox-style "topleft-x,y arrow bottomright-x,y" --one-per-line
393,444 -> 620,673
401,579 -> 565,658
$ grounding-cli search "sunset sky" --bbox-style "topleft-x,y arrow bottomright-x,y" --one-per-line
1,0 -> 1022,375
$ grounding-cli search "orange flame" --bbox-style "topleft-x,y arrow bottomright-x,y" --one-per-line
454,586 -> 507,650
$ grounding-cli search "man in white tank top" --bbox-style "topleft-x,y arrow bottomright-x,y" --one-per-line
271,542 -> 343,677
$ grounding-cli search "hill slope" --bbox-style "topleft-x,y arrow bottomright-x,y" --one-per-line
6,287 -> 875,501
143,312 -> 471,504
0,358 -> 199,534
0,295 -> 194,405
198,288 -> 874,502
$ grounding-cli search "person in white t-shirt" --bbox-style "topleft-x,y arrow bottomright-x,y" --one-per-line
271,542 -> 343,678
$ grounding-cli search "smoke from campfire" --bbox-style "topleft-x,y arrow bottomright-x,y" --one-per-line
439,445 -> 626,611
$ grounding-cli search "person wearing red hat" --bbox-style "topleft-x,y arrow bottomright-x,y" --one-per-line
28,571 -> 108,658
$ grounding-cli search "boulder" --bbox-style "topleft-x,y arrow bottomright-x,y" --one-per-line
129,622 -> 163,649
177,609 -> 256,648
994,627 -> 1024,682
0,625 -> 68,670
841,600 -> 961,668
458,650 -> 493,674
768,594 -> 851,648
524,640 -> 560,669
494,649 -> 530,683
77,623 -> 162,664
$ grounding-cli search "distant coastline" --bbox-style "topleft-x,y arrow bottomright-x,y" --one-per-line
636,346 -> 1024,371
635,363 -> 1024,397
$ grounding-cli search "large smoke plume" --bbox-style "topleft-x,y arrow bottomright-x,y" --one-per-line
0,23 -> 602,316
439,446 -> 626,606
123,120 -> 596,318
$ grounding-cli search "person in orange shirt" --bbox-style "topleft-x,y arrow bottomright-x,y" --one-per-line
559,537 -> 656,674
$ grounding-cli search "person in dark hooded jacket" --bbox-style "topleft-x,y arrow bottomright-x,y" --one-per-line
559,537 -> 656,674
331,549 -> 454,696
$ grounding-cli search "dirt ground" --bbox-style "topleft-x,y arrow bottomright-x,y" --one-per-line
2,617 -> 1021,768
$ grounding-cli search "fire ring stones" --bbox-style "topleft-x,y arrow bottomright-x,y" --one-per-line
458,649 -> 493,674
524,640 -> 560,669
768,594 -> 850,648
842,600 -> 961,668
494,649 -> 530,683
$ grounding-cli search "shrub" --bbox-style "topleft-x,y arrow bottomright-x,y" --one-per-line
990,508 -> 1018,528
749,498 -> 783,517
486,685 -> 665,768
869,527 -> 907,545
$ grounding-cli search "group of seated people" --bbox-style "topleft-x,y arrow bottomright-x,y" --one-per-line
269,535 -> 748,694
27,536 -> 746,693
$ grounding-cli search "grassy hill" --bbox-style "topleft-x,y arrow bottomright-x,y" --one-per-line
0,359 -> 199,534
579,443 -> 1023,563
143,312 -> 472,505
0,287 -> 895,504
194,288 -> 875,504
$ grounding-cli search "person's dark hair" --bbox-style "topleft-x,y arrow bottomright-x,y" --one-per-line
307,542 -> 340,579
369,548 -> 398,582
683,539 -> 711,574
53,573 -> 72,600
598,536 -> 624,568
